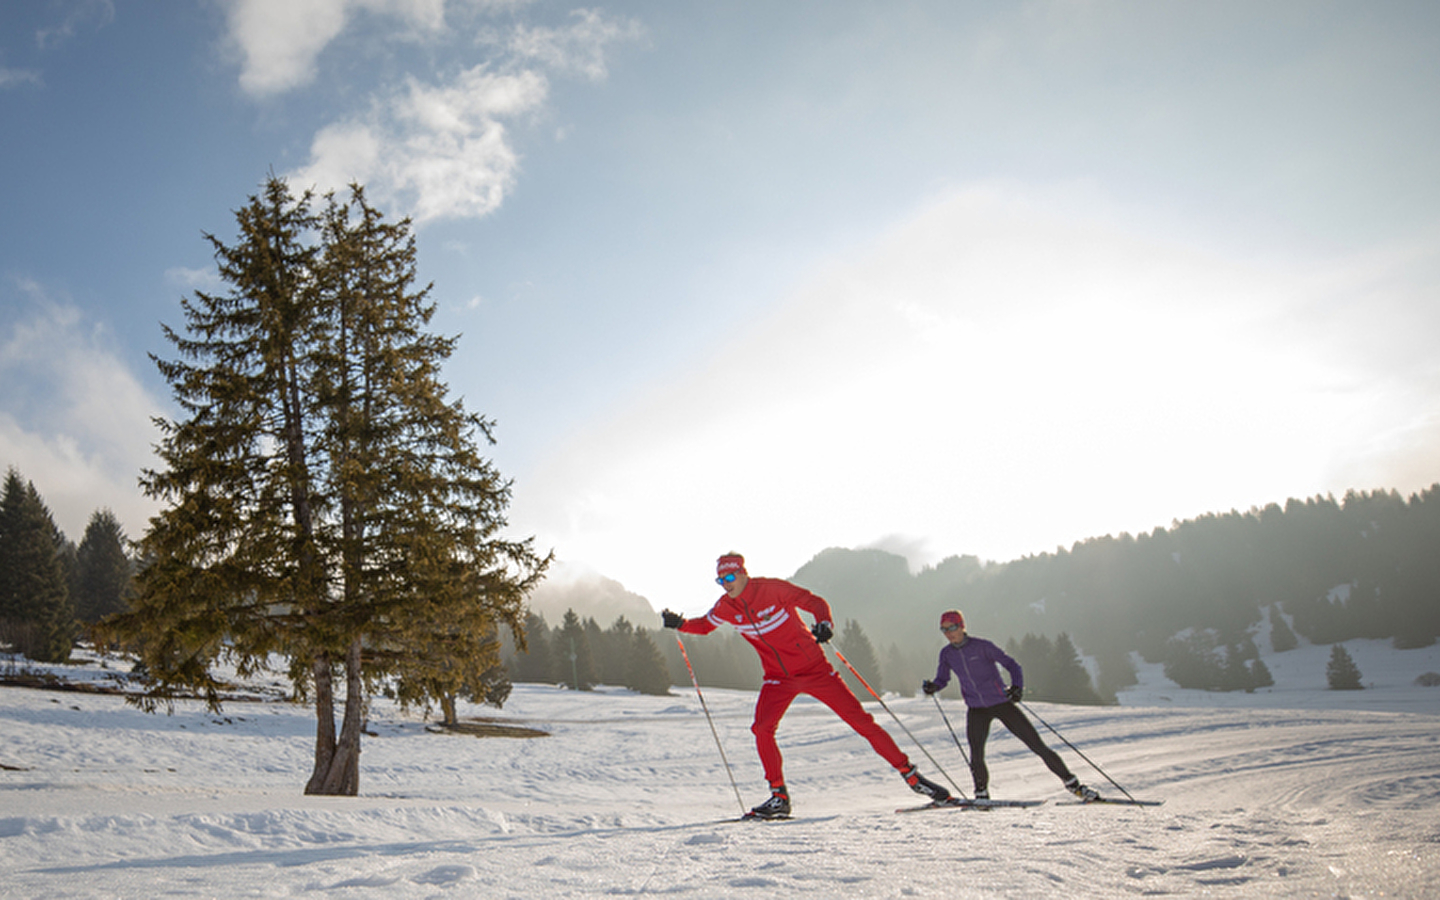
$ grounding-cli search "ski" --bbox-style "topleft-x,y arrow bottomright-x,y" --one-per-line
897,798 -> 1046,813
739,812 -> 795,822
1057,797 -> 1164,807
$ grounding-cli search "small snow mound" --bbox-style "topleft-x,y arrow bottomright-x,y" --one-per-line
413,864 -> 476,885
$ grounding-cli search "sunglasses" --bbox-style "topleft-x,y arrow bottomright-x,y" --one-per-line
715,573 -> 739,585
940,623 -> 962,633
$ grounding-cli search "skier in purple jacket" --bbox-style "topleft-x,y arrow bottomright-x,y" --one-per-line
923,609 -> 1098,801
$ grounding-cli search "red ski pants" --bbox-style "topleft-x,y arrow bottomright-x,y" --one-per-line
751,668 -> 911,788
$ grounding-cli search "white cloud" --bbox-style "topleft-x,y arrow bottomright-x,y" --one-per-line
224,0 -> 348,97
0,66 -> 42,90
35,0 -> 115,50
224,0 -> 447,97
0,280 -> 164,543
510,182 -> 1440,611
498,8 -> 644,81
163,266 -> 223,292
262,3 -> 638,222
290,65 -> 547,222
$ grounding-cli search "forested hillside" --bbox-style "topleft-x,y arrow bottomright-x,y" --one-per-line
792,486 -> 1440,701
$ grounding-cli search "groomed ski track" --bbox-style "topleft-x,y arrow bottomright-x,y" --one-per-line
4,674 -> 1439,898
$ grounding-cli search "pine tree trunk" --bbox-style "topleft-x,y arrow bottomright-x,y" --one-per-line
304,652 -> 337,795
440,693 -> 458,726
310,638 -> 364,796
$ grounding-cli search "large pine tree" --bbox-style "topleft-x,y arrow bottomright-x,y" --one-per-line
102,178 -> 548,795
73,509 -> 133,624
0,469 -> 75,662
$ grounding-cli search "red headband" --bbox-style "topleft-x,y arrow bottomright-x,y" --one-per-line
717,554 -> 746,576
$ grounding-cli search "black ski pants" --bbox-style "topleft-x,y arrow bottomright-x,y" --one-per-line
967,701 -> 1074,793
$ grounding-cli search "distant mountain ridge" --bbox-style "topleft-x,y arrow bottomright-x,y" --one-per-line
528,486 -> 1440,700
789,485 -> 1440,698
526,572 -> 654,628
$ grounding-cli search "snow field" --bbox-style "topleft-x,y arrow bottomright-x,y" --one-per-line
2,639 -> 1440,898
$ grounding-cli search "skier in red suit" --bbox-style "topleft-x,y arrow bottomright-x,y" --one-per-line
663,553 -> 949,818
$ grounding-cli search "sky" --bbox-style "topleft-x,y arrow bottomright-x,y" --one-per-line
3,0 -> 1439,615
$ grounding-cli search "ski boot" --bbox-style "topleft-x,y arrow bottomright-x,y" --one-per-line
1065,776 -> 1100,802
902,766 -> 951,802
747,785 -> 791,819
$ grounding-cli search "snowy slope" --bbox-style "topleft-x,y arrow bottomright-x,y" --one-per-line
2,641 -> 1439,899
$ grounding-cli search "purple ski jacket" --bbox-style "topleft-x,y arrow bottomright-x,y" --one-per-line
931,636 -> 1023,709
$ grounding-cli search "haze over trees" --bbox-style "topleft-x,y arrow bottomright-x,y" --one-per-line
8,456 -> 1438,711
98,176 -> 549,795
499,610 -> 672,695
500,488 -> 1440,702
791,486 -> 1440,701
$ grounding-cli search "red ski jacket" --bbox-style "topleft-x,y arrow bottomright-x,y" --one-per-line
679,577 -> 834,680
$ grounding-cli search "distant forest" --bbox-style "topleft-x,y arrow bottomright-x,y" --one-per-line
790,486 -> 1440,701
502,486 -> 1440,703
9,459 -> 1437,708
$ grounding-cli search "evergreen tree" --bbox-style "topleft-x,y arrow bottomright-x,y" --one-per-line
1267,604 -> 1298,652
1011,634 -> 1056,699
1048,633 -> 1100,703
73,509 -> 133,625
554,609 -> 596,690
1247,656 -> 1274,690
509,612 -> 553,683
625,627 -> 673,696
0,469 -> 75,662
100,178 -> 547,796
1327,643 -> 1363,690
584,617 -> 611,684
599,616 -> 634,687
676,628 -> 761,691
1220,642 -> 1252,692
0,469 -> 16,641
837,618 -> 882,695
881,642 -> 916,698
1092,647 -> 1137,703
1162,632 -> 1223,690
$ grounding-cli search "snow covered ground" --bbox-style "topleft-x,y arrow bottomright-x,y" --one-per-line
2,637 -> 1439,898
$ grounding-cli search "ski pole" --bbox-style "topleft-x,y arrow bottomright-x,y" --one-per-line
674,633 -> 746,815
826,645 -> 967,799
1019,700 -> 1139,804
930,693 -> 971,769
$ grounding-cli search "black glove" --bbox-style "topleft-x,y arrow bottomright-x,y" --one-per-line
1005,685 -> 1023,703
811,621 -> 833,644
661,609 -> 685,629
922,679 -> 939,695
